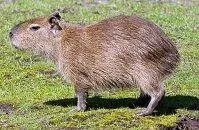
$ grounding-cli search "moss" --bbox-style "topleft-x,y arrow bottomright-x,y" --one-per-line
0,0 -> 198,129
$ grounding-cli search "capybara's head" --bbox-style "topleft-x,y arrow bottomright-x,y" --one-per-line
9,12 -> 62,55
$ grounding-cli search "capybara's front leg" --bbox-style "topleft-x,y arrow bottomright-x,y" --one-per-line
76,91 -> 88,111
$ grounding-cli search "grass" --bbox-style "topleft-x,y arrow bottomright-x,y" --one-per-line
0,0 -> 198,129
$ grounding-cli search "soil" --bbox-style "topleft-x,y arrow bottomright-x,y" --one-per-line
160,117 -> 199,130
0,104 -> 15,114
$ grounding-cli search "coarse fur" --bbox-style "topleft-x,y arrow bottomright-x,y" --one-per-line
9,12 -> 180,116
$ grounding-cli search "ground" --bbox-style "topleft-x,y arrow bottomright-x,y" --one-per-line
0,0 -> 198,129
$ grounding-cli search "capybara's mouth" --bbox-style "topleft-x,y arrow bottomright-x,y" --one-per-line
9,40 -> 21,50
11,44 -> 20,49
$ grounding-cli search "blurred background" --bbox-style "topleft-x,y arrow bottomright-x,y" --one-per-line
1,0 -> 199,5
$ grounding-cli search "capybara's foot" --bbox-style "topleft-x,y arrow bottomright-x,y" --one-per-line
76,104 -> 86,112
71,106 -> 86,112
136,109 -> 153,116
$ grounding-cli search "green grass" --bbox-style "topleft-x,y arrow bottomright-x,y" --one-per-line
0,0 -> 198,129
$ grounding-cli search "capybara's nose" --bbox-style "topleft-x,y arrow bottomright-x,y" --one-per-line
9,31 -> 13,39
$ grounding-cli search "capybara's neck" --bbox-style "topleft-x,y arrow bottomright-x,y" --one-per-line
55,24 -> 85,69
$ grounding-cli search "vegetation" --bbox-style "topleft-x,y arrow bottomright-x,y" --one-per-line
0,0 -> 198,129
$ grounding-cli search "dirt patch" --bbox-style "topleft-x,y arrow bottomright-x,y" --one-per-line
160,117 -> 199,130
0,104 -> 15,114
177,117 -> 199,130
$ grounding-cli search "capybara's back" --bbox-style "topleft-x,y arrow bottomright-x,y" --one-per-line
9,12 -> 180,116
79,15 -> 179,89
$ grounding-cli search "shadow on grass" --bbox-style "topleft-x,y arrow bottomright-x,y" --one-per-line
44,95 -> 199,115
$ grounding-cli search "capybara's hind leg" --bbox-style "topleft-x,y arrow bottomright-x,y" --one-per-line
136,90 -> 151,106
137,84 -> 165,116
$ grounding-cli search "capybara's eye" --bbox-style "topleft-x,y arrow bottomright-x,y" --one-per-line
30,26 -> 40,31
29,24 -> 41,31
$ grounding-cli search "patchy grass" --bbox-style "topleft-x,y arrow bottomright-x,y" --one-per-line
0,0 -> 198,129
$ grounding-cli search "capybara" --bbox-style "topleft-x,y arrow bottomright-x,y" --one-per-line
9,12 -> 180,116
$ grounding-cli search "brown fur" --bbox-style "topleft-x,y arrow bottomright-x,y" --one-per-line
9,12 -> 180,115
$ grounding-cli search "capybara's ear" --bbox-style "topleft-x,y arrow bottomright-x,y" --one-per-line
49,11 -> 62,31
51,11 -> 61,20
